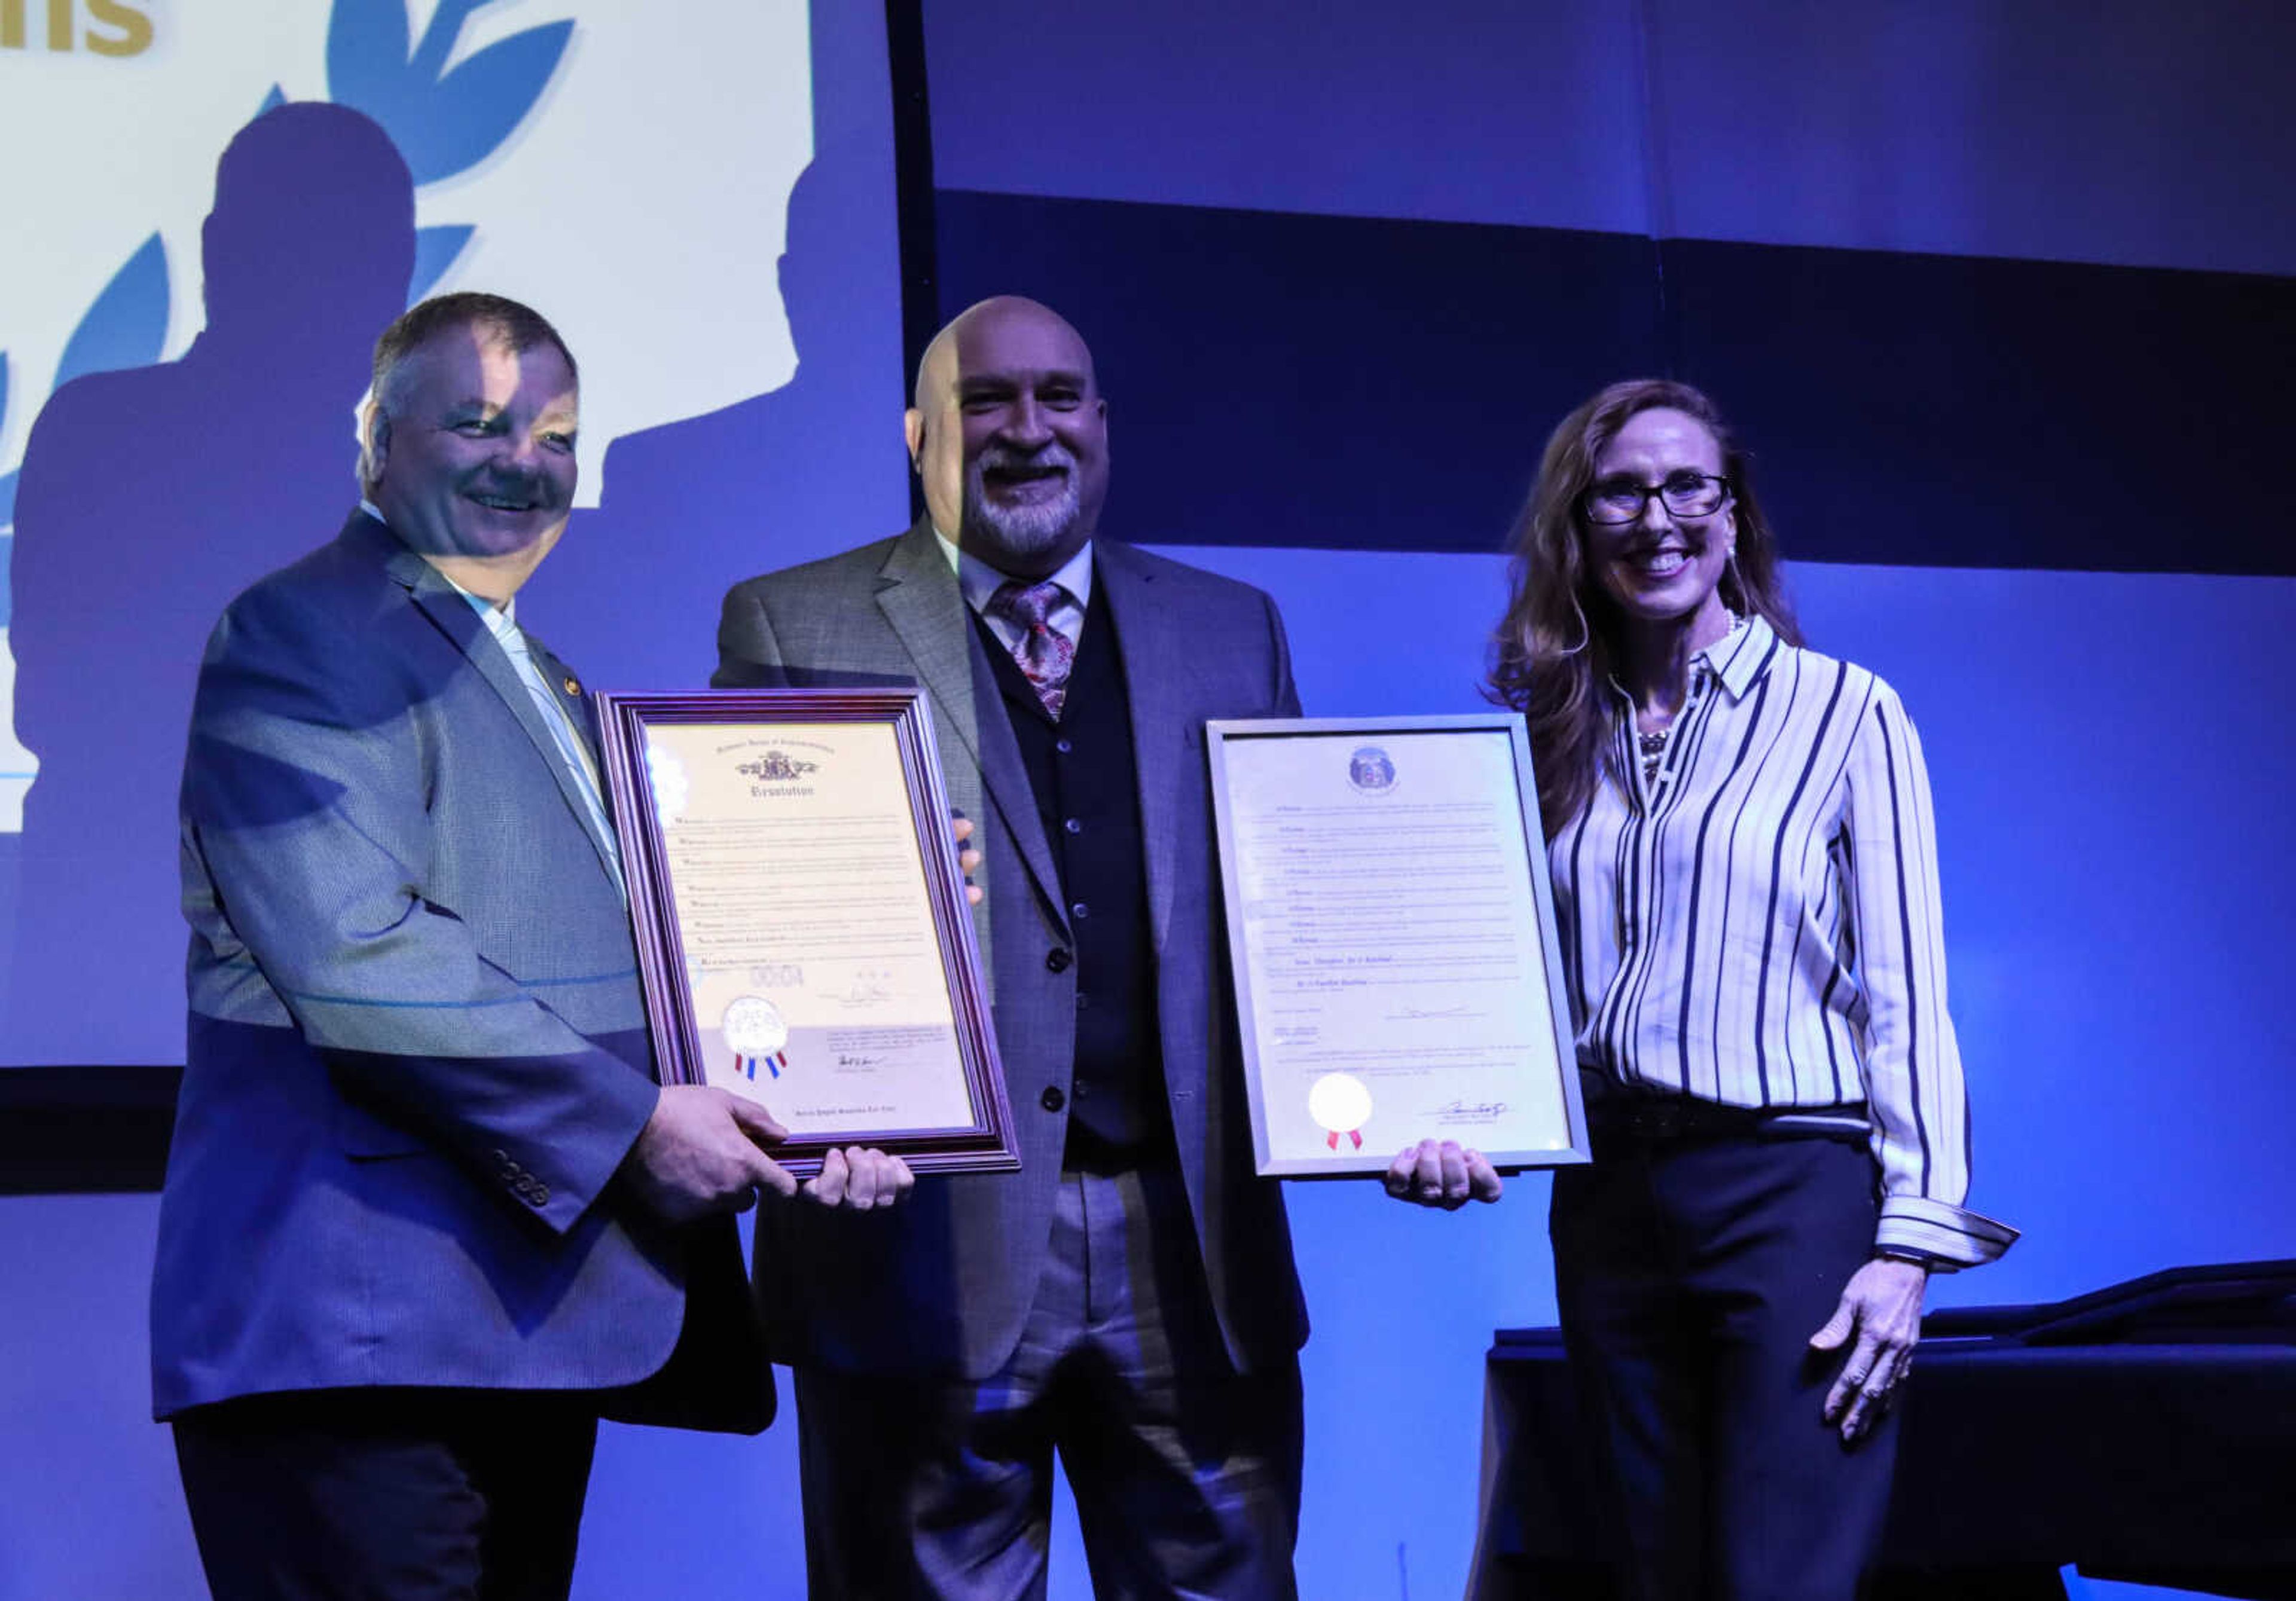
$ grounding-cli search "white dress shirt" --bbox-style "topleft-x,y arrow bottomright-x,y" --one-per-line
1549,614 -> 2016,1268
935,527 -> 1094,647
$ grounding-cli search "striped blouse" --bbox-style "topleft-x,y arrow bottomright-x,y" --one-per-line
1547,614 -> 2016,1269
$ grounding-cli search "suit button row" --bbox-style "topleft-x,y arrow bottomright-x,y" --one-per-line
491,1148 -> 551,1208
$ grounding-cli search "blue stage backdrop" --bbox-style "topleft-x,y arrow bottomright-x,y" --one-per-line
3,2 -> 2291,1598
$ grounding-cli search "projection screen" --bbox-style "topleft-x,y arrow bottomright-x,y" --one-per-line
0,0 -> 920,1070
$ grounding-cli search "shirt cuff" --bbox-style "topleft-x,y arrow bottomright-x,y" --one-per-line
1876,1194 -> 2020,1270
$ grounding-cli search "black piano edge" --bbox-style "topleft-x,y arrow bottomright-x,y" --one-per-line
1494,1258 -> 2296,1352
0,1065 -> 182,1195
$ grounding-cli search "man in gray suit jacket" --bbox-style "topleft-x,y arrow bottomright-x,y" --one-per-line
715,297 -> 1308,1598
154,293 -> 908,1600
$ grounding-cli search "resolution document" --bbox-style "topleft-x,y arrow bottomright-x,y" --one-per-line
640,719 -> 977,1137
1210,717 -> 1588,1175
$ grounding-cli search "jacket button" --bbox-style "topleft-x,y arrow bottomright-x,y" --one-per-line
1045,948 -> 1072,973
1040,1086 -> 1066,1112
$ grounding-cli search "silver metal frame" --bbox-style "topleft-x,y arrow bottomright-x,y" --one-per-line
1207,713 -> 1590,1177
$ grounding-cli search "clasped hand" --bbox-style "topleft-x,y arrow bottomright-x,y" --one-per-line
625,1084 -> 916,1223
1382,1138 -> 1504,1209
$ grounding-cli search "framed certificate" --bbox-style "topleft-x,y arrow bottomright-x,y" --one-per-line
593,688 -> 1018,1176
1207,714 -> 1590,1177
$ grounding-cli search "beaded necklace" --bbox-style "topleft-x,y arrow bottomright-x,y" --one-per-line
1636,611 -> 1743,784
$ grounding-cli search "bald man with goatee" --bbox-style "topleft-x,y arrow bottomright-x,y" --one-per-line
715,297 -> 1309,1598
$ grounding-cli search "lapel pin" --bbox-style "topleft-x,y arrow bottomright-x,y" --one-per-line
563,676 -> 581,696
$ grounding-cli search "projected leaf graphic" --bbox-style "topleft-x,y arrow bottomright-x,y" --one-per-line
53,234 -> 172,394
328,0 -> 573,187
410,225 -> 477,304
327,0 -> 414,105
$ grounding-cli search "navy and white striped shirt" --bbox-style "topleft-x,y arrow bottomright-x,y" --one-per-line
1549,615 -> 2016,1269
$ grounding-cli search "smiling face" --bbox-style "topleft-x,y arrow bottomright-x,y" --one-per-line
1583,405 -> 1735,640
906,298 -> 1108,579
366,324 -> 578,581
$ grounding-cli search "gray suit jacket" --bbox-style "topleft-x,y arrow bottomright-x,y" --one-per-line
152,511 -> 768,1429
716,519 -> 1309,1379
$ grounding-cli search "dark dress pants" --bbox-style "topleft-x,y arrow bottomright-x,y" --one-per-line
1550,1131 -> 1898,1601
172,1387 -> 599,1601
793,1163 -> 1303,1601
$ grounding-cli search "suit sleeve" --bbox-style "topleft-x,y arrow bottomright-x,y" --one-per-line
713,579 -> 789,687
1264,590 -> 1303,718
181,586 -> 658,1235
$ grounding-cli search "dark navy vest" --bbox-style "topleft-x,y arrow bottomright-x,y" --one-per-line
974,580 -> 1171,1166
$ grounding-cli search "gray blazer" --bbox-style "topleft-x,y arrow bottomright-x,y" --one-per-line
153,511 -> 767,1429
716,519 -> 1309,1379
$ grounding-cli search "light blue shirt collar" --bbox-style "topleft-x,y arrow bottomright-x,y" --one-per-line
362,498 -> 517,626
933,526 -> 1094,617
359,502 -> 619,896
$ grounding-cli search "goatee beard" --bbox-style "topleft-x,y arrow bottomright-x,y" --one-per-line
960,451 -> 1082,555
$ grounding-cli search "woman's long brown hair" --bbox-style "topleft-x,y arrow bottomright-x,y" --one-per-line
1488,378 -> 1803,837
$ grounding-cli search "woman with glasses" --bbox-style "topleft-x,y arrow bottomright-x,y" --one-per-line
1464,377 -> 2014,1597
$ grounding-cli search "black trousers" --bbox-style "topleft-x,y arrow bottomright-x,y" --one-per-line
172,1388 -> 599,1601
1551,1129 -> 1898,1601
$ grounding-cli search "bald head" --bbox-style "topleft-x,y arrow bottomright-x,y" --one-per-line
911,296 -> 1091,408
905,297 -> 1109,579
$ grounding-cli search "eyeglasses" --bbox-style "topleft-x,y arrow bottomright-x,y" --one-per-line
1581,473 -> 1731,525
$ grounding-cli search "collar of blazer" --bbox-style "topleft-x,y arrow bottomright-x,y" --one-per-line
869,517 -> 1190,953
338,508 -> 625,893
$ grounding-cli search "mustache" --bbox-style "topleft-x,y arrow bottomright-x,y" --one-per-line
463,471 -> 558,502
973,444 -> 1076,476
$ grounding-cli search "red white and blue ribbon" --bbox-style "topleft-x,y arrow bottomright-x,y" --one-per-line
723,995 -> 790,1085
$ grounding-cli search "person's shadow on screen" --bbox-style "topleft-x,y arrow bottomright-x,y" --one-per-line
4,103 -> 414,1064
530,148 -> 908,688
